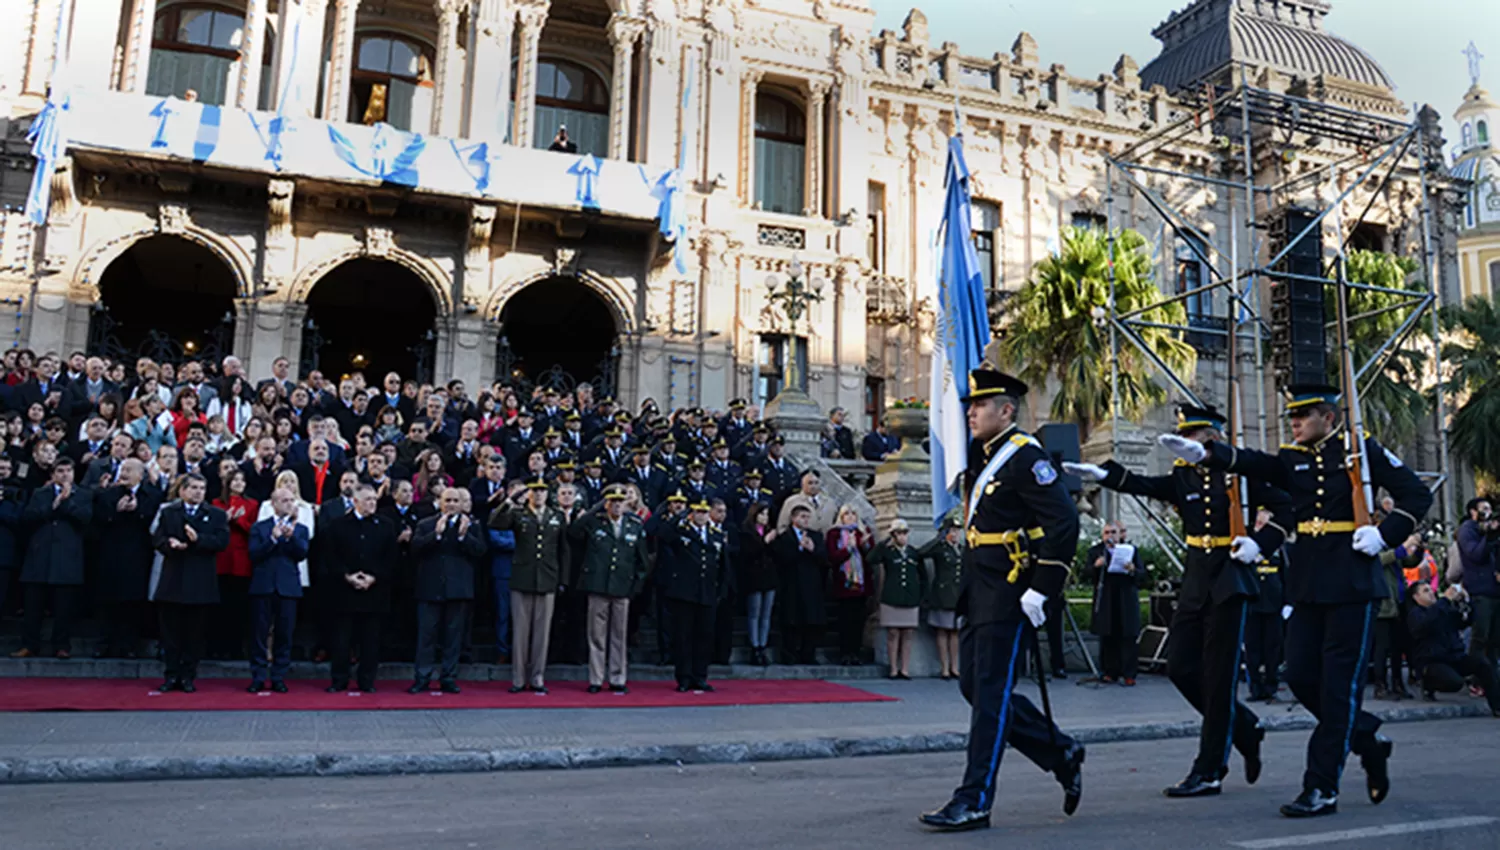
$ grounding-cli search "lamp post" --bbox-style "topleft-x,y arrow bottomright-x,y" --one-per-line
764,255 -> 823,402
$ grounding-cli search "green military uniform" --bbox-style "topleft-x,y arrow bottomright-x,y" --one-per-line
570,505 -> 651,690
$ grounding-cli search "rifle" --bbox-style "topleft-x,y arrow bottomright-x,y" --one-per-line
1224,248 -> 1248,540
1333,255 -> 1374,526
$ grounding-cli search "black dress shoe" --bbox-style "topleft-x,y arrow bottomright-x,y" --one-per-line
530,685 -> 548,695
271,682 -> 289,693
695,682 -> 715,692
247,681 -> 266,694
326,684 -> 348,693
1164,772 -> 1223,798
611,684 -> 629,694
358,685 -> 376,694
677,684 -> 691,693
1280,788 -> 1338,818
587,685 -> 603,694
407,680 -> 430,695
509,685 -> 526,694
917,799 -> 990,832
157,680 -> 179,693
1361,734 -> 1392,804
1055,742 -> 1086,815
1243,725 -> 1265,785
180,681 -> 196,693
439,680 -> 461,694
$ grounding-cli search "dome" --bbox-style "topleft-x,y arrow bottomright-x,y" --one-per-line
1141,0 -> 1394,94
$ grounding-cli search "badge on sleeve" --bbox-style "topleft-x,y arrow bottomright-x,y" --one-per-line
1383,447 -> 1403,468
1032,460 -> 1058,486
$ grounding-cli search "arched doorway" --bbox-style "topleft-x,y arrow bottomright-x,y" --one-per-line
304,258 -> 438,381
90,235 -> 238,363
496,276 -> 618,396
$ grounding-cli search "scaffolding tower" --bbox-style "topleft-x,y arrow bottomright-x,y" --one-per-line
1100,63 -> 1454,557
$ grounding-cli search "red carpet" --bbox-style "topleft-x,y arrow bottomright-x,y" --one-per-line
0,678 -> 896,712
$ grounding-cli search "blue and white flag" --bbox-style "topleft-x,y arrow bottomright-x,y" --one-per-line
24,94 -> 68,226
929,135 -> 991,527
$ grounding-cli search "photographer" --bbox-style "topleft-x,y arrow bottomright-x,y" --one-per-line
1456,498 -> 1500,672
1407,581 -> 1500,716
547,125 -> 578,154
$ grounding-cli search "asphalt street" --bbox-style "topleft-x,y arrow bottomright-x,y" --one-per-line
5,718 -> 1497,850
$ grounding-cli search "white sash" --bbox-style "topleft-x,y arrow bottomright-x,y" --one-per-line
966,433 -> 1039,524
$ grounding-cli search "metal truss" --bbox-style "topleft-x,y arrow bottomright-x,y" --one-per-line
1098,63 -> 1455,547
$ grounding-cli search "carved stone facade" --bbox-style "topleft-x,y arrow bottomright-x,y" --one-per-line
0,0 -> 1448,432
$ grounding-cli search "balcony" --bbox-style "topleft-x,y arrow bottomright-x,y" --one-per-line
50,89 -> 674,223
867,273 -> 912,324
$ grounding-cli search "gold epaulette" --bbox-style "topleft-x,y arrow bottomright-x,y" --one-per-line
1280,443 -> 1310,453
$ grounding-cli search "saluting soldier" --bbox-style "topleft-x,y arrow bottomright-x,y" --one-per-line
570,489 -> 650,694
1065,404 -> 1293,797
704,439 -> 742,497
489,476 -> 568,694
658,499 -> 730,691
576,456 -> 609,508
920,368 -> 1085,832
1159,383 -> 1432,818
680,459 -> 717,505
720,398 -> 754,448
921,518 -> 965,681
729,467 -> 774,527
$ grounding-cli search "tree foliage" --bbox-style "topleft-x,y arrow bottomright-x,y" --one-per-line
1332,249 -> 1429,448
1442,297 -> 1500,480
997,226 -> 1196,440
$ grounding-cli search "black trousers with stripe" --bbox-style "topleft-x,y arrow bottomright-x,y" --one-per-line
1168,596 -> 1262,778
955,619 -> 1074,810
1284,601 -> 1383,794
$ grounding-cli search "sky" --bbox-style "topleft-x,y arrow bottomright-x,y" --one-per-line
869,0 -> 1497,158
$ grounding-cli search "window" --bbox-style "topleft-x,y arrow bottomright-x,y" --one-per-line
754,93 -> 806,215
1071,211 -> 1107,231
1348,223 -> 1387,253
867,182 -> 886,272
1463,122 -> 1475,148
532,59 -> 609,157
1490,261 -> 1500,301
350,34 -> 433,131
864,376 -> 885,429
1480,121 -> 1491,145
972,200 -> 1001,294
756,333 -> 808,404
1176,233 -> 1209,318
146,5 -> 247,105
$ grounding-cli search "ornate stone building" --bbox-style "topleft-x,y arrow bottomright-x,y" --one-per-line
1453,59 -> 1500,303
0,0 -> 1459,438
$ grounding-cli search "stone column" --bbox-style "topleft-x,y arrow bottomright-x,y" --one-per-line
464,0 -> 515,143
234,0 -> 270,109
121,0 -> 159,94
431,0 -> 464,136
805,80 -> 828,217
606,15 -> 643,160
511,2 -> 549,150
323,0 -> 361,123
273,0 -> 330,118
738,70 -> 762,205
639,16 -> 679,167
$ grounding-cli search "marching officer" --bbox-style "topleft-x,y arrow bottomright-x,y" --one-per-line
1159,383 -> 1432,818
1065,404 -> 1292,797
920,367 -> 1084,832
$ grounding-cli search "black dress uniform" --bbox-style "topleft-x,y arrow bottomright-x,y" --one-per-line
1244,549 -> 1285,702
151,499 -> 230,690
659,511 -> 730,689
1091,405 -> 1292,794
729,474 -> 773,527
1192,384 -> 1433,815
923,369 -> 1084,831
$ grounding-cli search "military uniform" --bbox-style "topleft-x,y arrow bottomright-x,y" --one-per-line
1193,384 -> 1432,814
489,488 -> 568,692
923,369 -> 1084,832
1245,550 -> 1285,702
1091,405 -> 1293,793
659,511 -> 730,689
570,501 -> 650,690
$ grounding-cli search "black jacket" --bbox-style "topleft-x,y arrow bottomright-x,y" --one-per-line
1080,542 -> 1148,637
321,511 -> 400,613
94,484 -> 164,602
1407,598 -> 1468,665
151,502 -> 230,605
659,520 -> 729,606
20,484 -> 93,585
770,527 -> 827,626
412,513 -> 487,602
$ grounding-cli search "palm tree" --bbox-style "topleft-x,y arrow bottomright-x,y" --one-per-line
1442,297 -> 1500,480
1335,250 -> 1429,448
997,226 -> 1196,440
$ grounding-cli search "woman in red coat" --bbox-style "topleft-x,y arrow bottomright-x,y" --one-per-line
210,465 -> 259,660
825,504 -> 875,666
168,387 -> 207,448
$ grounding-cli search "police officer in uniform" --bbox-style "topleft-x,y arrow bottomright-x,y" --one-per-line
1065,404 -> 1291,797
1160,384 -> 1432,818
920,368 -> 1085,832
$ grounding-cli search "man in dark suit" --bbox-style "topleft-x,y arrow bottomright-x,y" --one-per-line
619,446 -> 666,506
82,432 -> 136,490
861,419 -> 901,462
378,478 -> 432,660
376,372 -> 417,424
14,354 -> 61,414
13,459 -> 92,659
246,487 -> 311,692
291,438 -> 345,507
93,459 -> 162,659
61,357 -> 118,428
410,487 -> 487,693
322,483 -> 399,693
68,416 -> 113,470
499,409 -> 540,472
239,436 -> 282,503
447,418 -> 485,488
151,473 -> 230,692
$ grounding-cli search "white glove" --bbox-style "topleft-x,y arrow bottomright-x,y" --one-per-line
1351,525 -> 1385,556
1281,605 -> 1293,621
1020,589 -> 1048,628
1061,462 -> 1107,482
1229,536 -> 1261,564
1158,433 -> 1207,464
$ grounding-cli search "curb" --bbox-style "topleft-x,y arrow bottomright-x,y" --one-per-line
0,701 -> 1488,785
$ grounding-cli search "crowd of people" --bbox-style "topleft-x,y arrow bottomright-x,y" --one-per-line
0,348 -> 953,695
